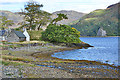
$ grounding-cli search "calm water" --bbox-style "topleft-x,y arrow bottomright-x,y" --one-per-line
52,37 -> 119,66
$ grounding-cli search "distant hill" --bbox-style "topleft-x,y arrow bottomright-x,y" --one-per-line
0,10 -> 24,28
0,10 -> 85,28
52,10 -> 86,25
71,2 -> 120,36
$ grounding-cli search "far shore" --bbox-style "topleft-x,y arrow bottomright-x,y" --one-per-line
80,36 -> 120,37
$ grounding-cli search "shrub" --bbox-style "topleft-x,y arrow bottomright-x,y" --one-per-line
41,25 -> 81,43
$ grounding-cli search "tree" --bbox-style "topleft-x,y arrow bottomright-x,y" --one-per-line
35,11 -> 52,30
41,25 -> 81,43
51,13 -> 68,25
23,0 -> 43,30
0,16 -> 14,29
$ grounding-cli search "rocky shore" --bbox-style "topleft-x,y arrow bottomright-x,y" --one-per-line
1,42 -> 119,78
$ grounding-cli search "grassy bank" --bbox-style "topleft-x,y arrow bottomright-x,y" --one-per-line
28,30 -> 43,41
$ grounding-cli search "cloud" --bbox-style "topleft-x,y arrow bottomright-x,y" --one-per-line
0,0 -> 29,3
0,0 -> 119,13
39,0 -> 119,13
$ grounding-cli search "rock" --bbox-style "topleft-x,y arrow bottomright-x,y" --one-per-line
69,43 -> 93,48
46,43 -> 54,46
53,42 -> 93,48
105,60 -> 109,62
8,53 -> 12,55
97,27 -> 107,36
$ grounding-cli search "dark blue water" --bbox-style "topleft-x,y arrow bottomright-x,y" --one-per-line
52,37 -> 119,66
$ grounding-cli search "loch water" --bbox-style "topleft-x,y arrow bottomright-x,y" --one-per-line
52,37 -> 119,66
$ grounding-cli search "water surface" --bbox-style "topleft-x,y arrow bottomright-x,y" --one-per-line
52,37 -> 119,66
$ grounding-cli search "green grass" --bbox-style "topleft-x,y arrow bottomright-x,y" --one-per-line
91,9 -> 106,16
1,60 -> 36,67
28,30 -> 43,40
0,40 -> 49,49
0,44 -> 22,48
1,55 -> 36,66
0,41 -> 13,44
69,20 -> 79,25
2,55 -> 31,62
85,18 -> 98,21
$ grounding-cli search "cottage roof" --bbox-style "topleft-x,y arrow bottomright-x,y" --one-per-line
14,30 -> 26,38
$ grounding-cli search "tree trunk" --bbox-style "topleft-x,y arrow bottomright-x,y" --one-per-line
30,21 -> 32,30
38,24 -> 42,30
35,25 -> 39,31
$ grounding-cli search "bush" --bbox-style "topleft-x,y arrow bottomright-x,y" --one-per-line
41,25 -> 81,43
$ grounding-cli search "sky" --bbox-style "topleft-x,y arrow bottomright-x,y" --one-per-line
0,0 -> 119,13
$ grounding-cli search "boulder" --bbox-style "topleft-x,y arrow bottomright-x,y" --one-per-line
97,27 -> 107,36
54,42 -> 93,48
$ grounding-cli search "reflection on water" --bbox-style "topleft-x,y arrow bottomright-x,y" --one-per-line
52,37 -> 119,66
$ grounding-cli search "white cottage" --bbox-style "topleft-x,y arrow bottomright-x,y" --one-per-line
23,28 -> 30,41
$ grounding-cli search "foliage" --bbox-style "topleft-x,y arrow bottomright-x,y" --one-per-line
22,0 -> 52,31
41,25 -> 81,43
23,1 -> 43,30
51,13 -> 68,25
34,11 -> 52,30
71,4 -> 119,36
0,16 -> 14,29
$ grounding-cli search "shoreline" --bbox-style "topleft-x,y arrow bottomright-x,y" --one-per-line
51,51 -> 119,68
32,46 -> 119,68
30,45 -> 119,77
1,42 -> 119,78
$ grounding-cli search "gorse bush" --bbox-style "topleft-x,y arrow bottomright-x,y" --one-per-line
41,25 -> 81,43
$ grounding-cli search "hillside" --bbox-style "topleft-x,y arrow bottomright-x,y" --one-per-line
52,10 -> 86,25
71,2 -> 119,36
0,10 -> 85,28
0,10 -> 24,28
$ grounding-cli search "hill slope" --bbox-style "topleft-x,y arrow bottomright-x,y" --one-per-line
0,10 -> 85,28
52,10 -> 86,25
71,3 -> 119,36
0,10 -> 24,28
